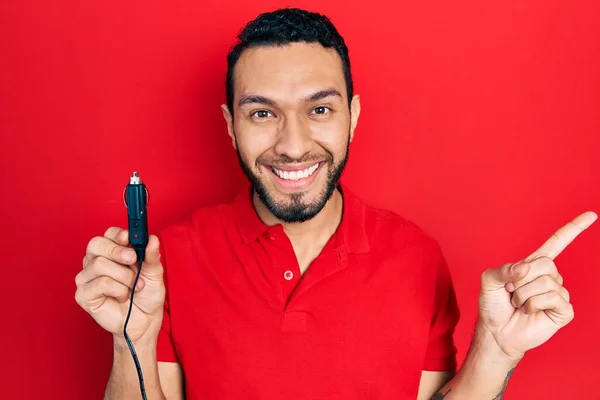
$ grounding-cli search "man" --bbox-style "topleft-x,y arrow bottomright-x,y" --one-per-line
75,8 -> 596,399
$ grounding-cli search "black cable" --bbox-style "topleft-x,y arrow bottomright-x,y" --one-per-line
123,257 -> 147,400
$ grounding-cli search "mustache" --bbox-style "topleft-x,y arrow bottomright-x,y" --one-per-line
256,152 -> 333,166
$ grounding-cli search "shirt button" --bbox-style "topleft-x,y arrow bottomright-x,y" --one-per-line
283,270 -> 294,280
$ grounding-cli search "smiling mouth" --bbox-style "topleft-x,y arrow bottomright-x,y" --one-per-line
269,162 -> 321,181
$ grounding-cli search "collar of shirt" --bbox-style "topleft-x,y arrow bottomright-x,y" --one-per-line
232,182 -> 370,255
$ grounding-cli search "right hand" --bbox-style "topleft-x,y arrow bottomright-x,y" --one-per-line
75,227 -> 166,343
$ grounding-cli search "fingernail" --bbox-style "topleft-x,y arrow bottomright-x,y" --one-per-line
512,263 -> 527,276
505,282 -> 515,292
124,250 -> 135,263
135,279 -> 145,291
510,263 -> 520,273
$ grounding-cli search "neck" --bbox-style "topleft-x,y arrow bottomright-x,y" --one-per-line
253,188 -> 343,249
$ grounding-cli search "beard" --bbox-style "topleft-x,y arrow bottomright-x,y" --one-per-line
235,135 -> 350,223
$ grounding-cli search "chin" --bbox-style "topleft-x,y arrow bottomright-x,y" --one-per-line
258,180 -> 333,223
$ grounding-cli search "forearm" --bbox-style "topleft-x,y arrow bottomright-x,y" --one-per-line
432,325 -> 520,399
104,334 -> 166,400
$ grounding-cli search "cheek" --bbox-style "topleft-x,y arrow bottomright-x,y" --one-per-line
311,119 -> 349,157
235,122 -> 276,165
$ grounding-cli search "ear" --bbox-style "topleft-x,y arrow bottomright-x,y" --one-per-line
221,104 -> 236,149
349,94 -> 361,143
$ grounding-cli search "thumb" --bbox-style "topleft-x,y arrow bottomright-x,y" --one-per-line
141,235 -> 163,278
481,261 -> 530,290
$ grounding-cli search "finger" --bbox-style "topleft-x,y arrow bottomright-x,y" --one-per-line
481,262 -> 530,291
83,228 -> 130,268
556,273 -> 564,286
139,235 -> 163,279
521,291 -> 574,325
86,235 -> 136,265
75,276 -> 132,306
526,211 -> 597,261
511,275 -> 569,309
104,227 -> 130,246
508,271 -> 564,291
76,256 -> 145,291
506,256 -> 560,292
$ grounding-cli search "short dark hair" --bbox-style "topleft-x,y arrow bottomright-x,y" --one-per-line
226,8 -> 353,117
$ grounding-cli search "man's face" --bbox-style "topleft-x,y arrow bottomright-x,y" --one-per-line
222,42 -> 360,223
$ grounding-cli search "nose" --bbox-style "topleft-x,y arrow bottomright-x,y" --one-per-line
273,114 -> 312,160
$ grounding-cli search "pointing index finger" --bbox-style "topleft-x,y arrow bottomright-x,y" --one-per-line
527,211 -> 597,261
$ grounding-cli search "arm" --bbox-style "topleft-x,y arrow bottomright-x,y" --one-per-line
417,371 -> 453,400
428,325 -> 518,399
104,335 -> 168,400
158,362 -> 185,400
104,334 -> 185,400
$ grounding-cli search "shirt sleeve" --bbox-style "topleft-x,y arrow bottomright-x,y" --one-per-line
156,233 -> 179,363
423,246 -> 460,372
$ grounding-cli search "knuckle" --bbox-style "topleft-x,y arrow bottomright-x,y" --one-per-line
481,267 -> 494,283
569,304 -> 575,320
104,226 -> 118,238
542,275 -> 556,288
86,236 -> 101,255
74,271 -> 83,287
88,256 -> 104,273
538,256 -> 555,269
75,287 -> 87,307
481,268 -> 490,278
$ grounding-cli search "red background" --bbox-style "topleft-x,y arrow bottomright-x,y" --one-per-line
1,1 -> 599,398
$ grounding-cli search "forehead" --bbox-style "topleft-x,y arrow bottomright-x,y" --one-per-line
234,42 -> 346,103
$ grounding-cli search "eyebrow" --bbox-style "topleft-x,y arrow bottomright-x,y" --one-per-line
305,88 -> 342,103
238,88 -> 343,108
238,95 -> 275,107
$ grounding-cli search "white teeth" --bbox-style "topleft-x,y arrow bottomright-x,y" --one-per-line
272,163 -> 319,180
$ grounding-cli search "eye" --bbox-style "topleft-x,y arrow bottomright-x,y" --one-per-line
312,106 -> 331,115
251,110 -> 274,120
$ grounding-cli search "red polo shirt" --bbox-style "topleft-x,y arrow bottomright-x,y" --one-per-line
156,184 -> 460,399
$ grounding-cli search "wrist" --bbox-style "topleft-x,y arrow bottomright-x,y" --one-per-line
474,321 -> 523,368
113,321 -> 161,353
113,333 -> 157,354
444,323 -> 521,398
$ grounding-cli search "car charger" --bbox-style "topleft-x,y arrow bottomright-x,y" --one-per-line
123,171 -> 149,400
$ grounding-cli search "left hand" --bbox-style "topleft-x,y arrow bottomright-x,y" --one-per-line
477,211 -> 597,362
